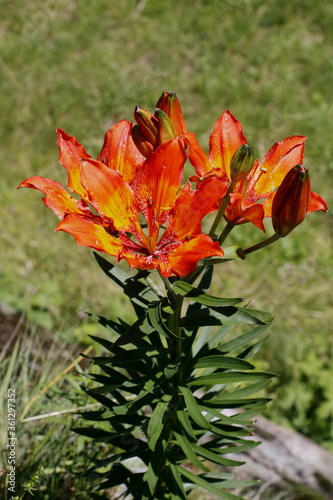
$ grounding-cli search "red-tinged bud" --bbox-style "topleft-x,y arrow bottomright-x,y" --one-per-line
154,108 -> 178,144
272,165 -> 310,237
230,144 -> 254,182
155,90 -> 188,135
131,124 -> 154,157
134,106 -> 159,146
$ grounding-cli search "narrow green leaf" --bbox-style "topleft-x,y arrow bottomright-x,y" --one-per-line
191,443 -> 245,467
202,397 -> 271,409
174,432 -> 210,472
144,441 -> 166,494
148,301 -> 182,340
205,325 -> 234,351
219,324 -> 272,353
172,281 -> 243,307
219,378 -> 273,400
200,246 -> 241,264
179,386 -> 210,430
93,252 -> 158,307
178,467 -> 244,500
114,312 -> 155,346
177,410 -> 197,441
180,306 -> 268,329
168,463 -> 188,499
147,400 -> 170,451
188,371 -> 274,386
194,355 -> 254,371
72,427 -> 115,440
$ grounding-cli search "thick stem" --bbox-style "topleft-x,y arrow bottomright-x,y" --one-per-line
241,232 -> 281,256
209,181 -> 235,237
218,221 -> 235,246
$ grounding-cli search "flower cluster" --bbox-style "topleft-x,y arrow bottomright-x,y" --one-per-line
19,91 -> 327,277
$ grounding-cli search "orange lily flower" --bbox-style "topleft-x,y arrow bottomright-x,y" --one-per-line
186,110 -> 321,232
18,123 -> 226,277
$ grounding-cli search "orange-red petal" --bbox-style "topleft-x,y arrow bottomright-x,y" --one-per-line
57,129 -> 91,199
308,191 -> 328,214
186,132 -> 212,176
158,235 -> 224,277
225,193 -> 266,232
208,111 -> 247,179
97,120 -> 145,183
251,136 -> 306,197
17,176 -> 89,219
168,176 -> 229,239
131,138 -> 187,222
80,158 -> 137,231
56,215 -> 123,255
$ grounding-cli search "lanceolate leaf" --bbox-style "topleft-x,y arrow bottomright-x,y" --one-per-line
218,324 -> 272,353
174,432 -> 210,472
148,301 -> 183,340
93,252 -> 159,308
180,306 -> 271,329
168,463 -> 188,499
178,466 -> 244,500
188,371 -> 274,386
179,386 -> 210,430
172,281 -> 243,307
147,399 -> 171,451
191,443 -> 245,467
193,355 -> 254,371
114,312 -> 155,346
176,410 -> 197,441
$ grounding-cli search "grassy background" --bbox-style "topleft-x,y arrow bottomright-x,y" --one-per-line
1,0 -> 333,493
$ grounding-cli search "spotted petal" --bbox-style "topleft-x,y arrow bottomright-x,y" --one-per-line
131,138 -> 187,223
158,234 -> 224,277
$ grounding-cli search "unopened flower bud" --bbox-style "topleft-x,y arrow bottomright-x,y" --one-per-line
154,108 -> 178,144
155,91 -> 188,135
134,106 -> 159,146
131,125 -> 154,157
272,165 -> 310,237
230,144 -> 254,182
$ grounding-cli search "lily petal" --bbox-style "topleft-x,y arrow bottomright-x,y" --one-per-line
57,129 -> 91,199
80,158 -> 137,231
158,234 -> 224,277
56,215 -> 123,255
308,191 -> 329,214
97,120 -> 145,182
186,132 -> 212,176
226,193 -> 266,232
252,136 -> 306,197
168,176 -> 229,239
18,176 -> 89,219
208,111 -> 247,179
131,138 -> 187,223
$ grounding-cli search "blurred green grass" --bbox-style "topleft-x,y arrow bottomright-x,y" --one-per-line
1,0 -> 333,447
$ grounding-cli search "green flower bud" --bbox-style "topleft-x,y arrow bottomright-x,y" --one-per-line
230,144 -> 254,182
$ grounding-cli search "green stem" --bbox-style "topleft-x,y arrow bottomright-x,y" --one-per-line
209,181 -> 235,237
241,232 -> 281,256
218,221 -> 235,246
